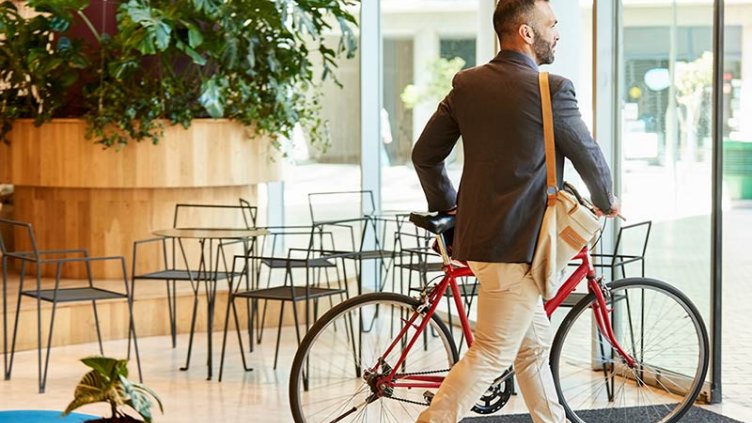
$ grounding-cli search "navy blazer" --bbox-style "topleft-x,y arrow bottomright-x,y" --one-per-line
412,50 -> 614,263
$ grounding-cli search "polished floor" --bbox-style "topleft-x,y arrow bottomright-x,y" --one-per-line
1,328 -> 751,422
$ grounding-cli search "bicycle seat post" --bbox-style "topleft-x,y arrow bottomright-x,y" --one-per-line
435,233 -> 451,266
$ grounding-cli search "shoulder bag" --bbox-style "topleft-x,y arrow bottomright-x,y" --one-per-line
530,72 -> 602,300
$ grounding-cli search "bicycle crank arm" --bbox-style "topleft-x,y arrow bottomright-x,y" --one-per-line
492,367 -> 515,385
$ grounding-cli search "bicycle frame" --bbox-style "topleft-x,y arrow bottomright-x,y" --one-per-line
374,235 -> 636,392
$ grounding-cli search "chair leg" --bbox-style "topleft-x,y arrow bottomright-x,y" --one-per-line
35,266 -> 43,393
180,289 -> 200,371
2,256 -> 8,380
127,279 -> 138,360
258,299 -> 269,344
128,303 -> 143,383
249,298 -> 257,353
167,280 -> 177,348
291,299 -> 303,348
5,260 -> 27,381
273,301 -> 286,370
232,300 -> 252,372
40,263 -> 64,393
120,259 -> 143,383
91,299 -> 104,355
41,299 -> 59,394
219,294 -> 241,382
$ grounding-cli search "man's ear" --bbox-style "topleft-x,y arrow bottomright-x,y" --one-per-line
518,24 -> 534,45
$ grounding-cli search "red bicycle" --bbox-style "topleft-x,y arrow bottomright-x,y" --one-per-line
289,212 -> 709,423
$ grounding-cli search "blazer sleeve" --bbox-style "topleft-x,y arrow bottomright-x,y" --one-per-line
551,77 -> 614,211
411,74 -> 462,212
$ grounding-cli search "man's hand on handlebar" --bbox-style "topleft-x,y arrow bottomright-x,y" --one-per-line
594,196 -> 625,221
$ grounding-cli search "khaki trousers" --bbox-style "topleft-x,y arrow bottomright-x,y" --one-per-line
416,262 -> 567,423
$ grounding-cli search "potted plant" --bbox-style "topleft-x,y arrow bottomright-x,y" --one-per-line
0,0 -> 358,149
0,0 -> 358,280
64,356 -> 163,423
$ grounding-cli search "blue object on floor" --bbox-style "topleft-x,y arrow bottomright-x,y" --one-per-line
0,410 -> 97,422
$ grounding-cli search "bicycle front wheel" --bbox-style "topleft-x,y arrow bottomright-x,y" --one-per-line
551,278 -> 709,423
289,292 -> 459,423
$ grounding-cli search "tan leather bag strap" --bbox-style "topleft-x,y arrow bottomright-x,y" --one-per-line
538,72 -> 557,207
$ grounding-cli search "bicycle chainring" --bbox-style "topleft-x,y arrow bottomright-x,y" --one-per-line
470,376 -> 514,414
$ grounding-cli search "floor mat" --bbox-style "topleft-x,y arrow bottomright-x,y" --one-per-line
462,406 -> 744,422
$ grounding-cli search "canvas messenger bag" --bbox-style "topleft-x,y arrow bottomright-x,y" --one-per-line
530,72 -> 602,300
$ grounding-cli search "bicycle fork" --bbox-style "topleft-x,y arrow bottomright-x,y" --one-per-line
588,277 -> 637,369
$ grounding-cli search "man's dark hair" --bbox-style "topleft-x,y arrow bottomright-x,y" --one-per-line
493,0 -> 547,42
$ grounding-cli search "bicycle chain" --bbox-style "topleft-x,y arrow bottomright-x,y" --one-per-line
381,369 -> 453,406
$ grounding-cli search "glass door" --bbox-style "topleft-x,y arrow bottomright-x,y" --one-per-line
620,0 -> 714,399
721,0 -> 752,407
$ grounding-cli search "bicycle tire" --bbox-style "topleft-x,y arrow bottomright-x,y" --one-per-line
289,292 -> 459,423
550,277 -> 709,423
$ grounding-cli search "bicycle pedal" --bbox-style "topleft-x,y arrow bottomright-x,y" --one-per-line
423,390 -> 435,404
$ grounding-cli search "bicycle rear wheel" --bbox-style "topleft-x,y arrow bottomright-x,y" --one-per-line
550,278 -> 709,423
289,292 -> 459,423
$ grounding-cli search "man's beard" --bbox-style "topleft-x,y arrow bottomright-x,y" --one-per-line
533,29 -> 555,65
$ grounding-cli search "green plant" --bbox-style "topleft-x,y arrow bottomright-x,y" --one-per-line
0,0 -> 358,150
400,57 -> 465,110
64,356 -> 162,422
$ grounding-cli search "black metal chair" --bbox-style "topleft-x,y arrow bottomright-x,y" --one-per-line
592,220 -> 652,280
130,201 -> 257,349
307,190 -> 400,295
218,226 -> 350,378
0,218 -> 141,393
561,220 -> 653,308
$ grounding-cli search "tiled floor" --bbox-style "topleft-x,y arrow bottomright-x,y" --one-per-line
1,164 -> 751,421
283,163 -> 752,411
1,328 -> 751,422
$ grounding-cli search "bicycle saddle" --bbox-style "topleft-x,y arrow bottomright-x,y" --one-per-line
409,212 -> 455,234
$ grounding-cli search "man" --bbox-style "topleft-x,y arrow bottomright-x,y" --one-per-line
411,1 -> 619,423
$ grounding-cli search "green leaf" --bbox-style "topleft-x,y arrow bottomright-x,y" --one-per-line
244,37 -> 256,71
185,22 -> 203,48
81,356 -> 128,381
126,0 -> 171,51
337,16 -> 357,58
191,0 -> 218,15
154,21 -> 171,50
294,6 -> 316,36
199,77 -> 225,118
176,40 -> 206,66
69,53 -> 89,69
63,369 -> 122,416
222,37 -> 239,69
119,375 -> 163,423
126,1 -> 153,24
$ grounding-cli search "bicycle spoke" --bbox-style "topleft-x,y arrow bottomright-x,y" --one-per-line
290,293 -> 458,423
551,279 -> 708,423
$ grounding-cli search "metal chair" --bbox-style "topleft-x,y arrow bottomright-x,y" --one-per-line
130,201 -> 257,349
0,218 -> 141,393
307,190 -> 399,294
561,220 -> 653,308
592,220 -> 652,281
218,226 -> 350,377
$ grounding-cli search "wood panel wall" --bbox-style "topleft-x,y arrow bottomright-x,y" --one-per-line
2,119 -> 283,188
0,119 -> 285,278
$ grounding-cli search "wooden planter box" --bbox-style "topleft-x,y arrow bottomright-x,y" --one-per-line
0,119 -> 283,278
